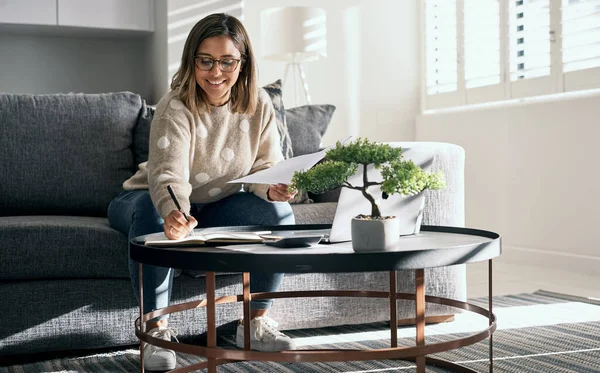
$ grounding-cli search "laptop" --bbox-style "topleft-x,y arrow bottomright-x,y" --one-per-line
306,142 -> 437,243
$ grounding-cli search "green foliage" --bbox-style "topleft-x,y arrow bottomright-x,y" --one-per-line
292,161 -> 357,194
327,138 -> 403,166
381,161 -> 447,196
290,137 -> 446,218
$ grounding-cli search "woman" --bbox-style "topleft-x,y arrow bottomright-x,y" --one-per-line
108,13 -> 297,371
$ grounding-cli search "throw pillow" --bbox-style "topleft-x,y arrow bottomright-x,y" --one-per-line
285,104 -> 336,156
262,79 -> 293,159
0,92 -> 141,216
133,101 -> 154,165
262,80 -> 315,204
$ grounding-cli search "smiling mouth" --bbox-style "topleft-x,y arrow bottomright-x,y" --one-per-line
207,80 -> 226,86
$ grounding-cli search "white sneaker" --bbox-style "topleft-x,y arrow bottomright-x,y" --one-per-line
236,316 -> 296,352
143,326 -> 178,371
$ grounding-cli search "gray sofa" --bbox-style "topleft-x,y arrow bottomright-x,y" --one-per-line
0,92 -> 466,357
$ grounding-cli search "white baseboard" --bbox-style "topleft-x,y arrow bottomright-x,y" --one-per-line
502,245 -> 600,276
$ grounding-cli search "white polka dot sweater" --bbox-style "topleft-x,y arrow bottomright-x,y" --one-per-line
123,89 -> 283,219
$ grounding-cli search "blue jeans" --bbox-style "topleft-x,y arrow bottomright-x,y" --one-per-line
108,190 -> 295,321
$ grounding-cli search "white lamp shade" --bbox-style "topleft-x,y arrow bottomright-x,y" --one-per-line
261,7 -> 327,62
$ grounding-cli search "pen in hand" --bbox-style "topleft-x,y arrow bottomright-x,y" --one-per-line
166,184 -> 195,236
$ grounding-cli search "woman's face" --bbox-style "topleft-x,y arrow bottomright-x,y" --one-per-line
194,35 -> 243,107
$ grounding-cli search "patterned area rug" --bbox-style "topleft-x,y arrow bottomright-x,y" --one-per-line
2,290 -> 599,373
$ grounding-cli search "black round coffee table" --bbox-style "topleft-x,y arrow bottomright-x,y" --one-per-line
130,224 -> 501,373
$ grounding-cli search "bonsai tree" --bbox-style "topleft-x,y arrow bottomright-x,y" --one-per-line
291,138 -> 446,219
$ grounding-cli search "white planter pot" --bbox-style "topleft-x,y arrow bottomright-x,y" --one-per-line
351,216 -> 400,252
400,191 -> 426,235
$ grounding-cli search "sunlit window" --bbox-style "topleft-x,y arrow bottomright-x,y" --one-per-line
562,0 -> 600,72
425,0 -> 458,94
464,0 -> 501,88
509,0 -> 552,81
423,0 -> 600,109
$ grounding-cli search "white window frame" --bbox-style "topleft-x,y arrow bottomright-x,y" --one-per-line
421,0 -> 600,111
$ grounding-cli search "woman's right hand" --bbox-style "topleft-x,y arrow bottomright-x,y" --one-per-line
164,210 -> 197,240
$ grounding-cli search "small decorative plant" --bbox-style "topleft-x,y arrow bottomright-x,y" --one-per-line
291,138 -> 447,220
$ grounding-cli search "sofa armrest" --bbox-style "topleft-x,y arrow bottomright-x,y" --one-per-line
418,142 -> 465,227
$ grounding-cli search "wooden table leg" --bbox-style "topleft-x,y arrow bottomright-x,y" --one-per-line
489,260 -> 494,372
206,271 -> 217,373
415,269 -> 425,373
139,263 -> 145,373
243,272 -> 251,350
389,271 -> 398,347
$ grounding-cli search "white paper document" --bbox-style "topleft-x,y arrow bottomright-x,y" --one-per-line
227,150 -> 326,185
228,136 -> 352,185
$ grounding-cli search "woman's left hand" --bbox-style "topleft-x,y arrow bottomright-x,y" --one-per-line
267,183 -> 298,202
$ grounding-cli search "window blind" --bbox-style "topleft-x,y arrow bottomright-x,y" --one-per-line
464,0 -> 501,88
562,0 -> 600,72
509,0 -> 552,81
423,0 -> 600,110
425,0 -> 458,94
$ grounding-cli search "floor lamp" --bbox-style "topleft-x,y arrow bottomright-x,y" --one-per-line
261,7 -> 327,107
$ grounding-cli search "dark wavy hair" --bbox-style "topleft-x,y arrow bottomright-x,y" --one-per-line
170,13 -> 258,116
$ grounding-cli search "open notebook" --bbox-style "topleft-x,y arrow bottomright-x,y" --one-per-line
144,231 -> 270,246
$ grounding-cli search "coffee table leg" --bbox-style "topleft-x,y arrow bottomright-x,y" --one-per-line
489,260 -> 494,372
415,268 -> 425,373
242,272 -> 251,350
139,263 -> 145,373
389,271 -> 398,347
206,271 -> 217,373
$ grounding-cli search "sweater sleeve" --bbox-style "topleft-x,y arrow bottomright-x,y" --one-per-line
147,114 -> 193,219
245,99 -> 284,201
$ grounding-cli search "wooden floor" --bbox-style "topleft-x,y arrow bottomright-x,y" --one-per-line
467,250 -> 600,299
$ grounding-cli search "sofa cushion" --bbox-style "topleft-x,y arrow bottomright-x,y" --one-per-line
270,267 -> 466,331
291,202 -> 337,225
0,216 -> 129,280
0,92 -> 142,217
133,101 -> 154,165
263,80 -> 319,204
286,104 -> 336,156
262,79 -> 293,159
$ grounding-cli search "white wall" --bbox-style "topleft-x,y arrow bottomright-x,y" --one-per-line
150,0 -> 421,141
0,30 -> 152,100
244,0 -> 420,145
416,92 -> 600,274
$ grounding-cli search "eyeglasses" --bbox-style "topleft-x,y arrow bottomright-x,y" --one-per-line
194,56 -> 242,72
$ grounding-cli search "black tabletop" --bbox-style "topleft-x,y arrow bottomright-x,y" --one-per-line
130,225 -> 501,273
